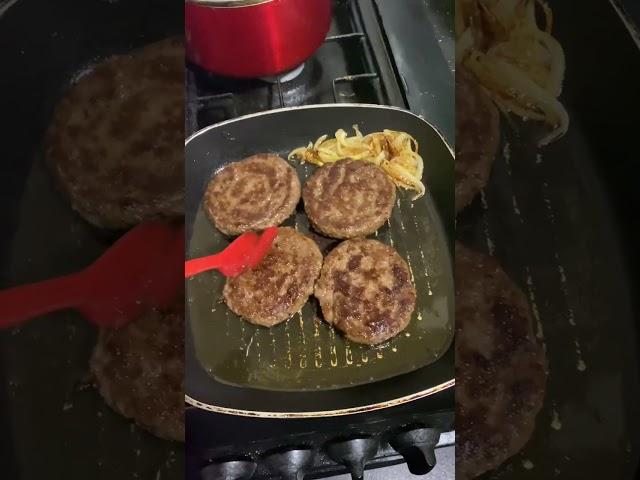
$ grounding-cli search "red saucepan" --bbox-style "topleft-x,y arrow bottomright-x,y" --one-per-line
185,0 -> 332,78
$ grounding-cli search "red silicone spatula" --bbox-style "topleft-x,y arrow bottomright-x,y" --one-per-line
185,226 -> 278,278
0,222 -> 184,330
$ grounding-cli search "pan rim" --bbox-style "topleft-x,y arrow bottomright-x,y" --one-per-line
185,103 -> 455,417
609,0 -> 640,50
185,379 -> 454,418
185,103 -> 454,157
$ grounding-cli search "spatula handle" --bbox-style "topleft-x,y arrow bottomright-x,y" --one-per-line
184,254 -> 224,278
0,273 -> 84,329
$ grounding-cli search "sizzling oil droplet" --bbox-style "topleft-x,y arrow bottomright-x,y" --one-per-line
314,318 -> 322,368
329,326 -> 338,367
245,333 -> 256,359
240,319 -> 247,348
313,318 -> 320,338
522,459 -> 534,470
345,344 -> 353,365
285,318 -> 292,369
551,408 -> 562,430
396,201 -> 407,231
406,256 -> 416,284
574,339 -> 587,371
412,215 -> 433,295
298,312 -> 307,368
387,220 -> 395,246
524,268 -> 544,340
270,327 -> 277,367
479,190 -> 495,255
330,345 -> 338,367
299,312 -> 306,344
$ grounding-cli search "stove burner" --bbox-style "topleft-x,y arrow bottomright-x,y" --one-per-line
260,63 -> 306,84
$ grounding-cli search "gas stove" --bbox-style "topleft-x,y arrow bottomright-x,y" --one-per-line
185,1 -> 454,478
185,0 -> 453,141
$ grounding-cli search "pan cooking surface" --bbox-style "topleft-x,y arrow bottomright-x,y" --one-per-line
188,164 -> 452,391
185,104 -> 455,413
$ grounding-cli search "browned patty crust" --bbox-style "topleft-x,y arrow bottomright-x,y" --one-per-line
303,159 -> 396,239
90,304 -> 184,442
455,67 -> 500,212
223,227 -> 322,327
46,37 -> 184,229
455,243 -> 546,479
204,154 -> 301,236
314,239 -> 416,345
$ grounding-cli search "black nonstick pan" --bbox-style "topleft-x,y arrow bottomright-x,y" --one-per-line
0,0 -> 183,478
185,104 -> 455,416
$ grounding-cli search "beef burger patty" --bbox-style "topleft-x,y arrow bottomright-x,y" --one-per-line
204,154 -> 301,236
303,159 -> 396,239
223,227 -> 322,326
46,37 -> 183,229
455,243 -> 546,479
90,303 -> 184,442
315,239 -> 416,345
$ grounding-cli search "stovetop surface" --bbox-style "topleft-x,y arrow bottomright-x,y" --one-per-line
185,1 -> 454,478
